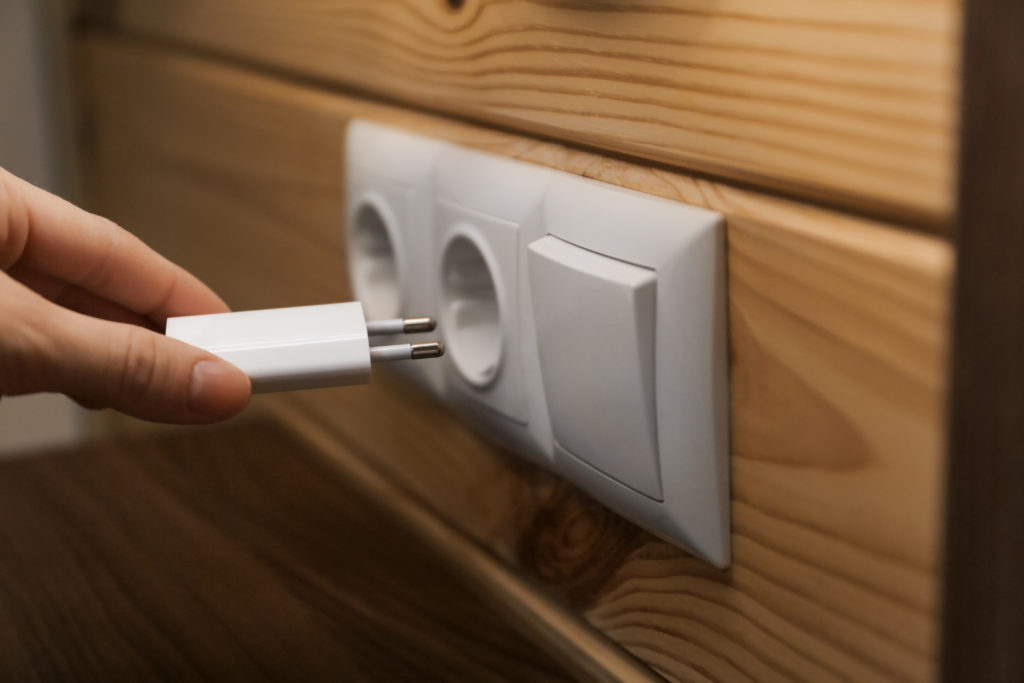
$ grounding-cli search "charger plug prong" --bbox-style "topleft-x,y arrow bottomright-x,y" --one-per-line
370,341 -> 445,362
366,316 -> 437,336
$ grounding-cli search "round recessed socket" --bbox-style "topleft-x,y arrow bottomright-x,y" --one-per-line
440,233 -> 503,387
349,201 -> 401,320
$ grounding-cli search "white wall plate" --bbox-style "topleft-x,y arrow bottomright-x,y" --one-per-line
345,120 -> 731,566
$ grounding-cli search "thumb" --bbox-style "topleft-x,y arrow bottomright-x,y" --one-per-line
33,301 -> 251,424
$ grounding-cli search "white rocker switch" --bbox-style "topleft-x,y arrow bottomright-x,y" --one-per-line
528,236 -> 662,500
538,174 -> 729,567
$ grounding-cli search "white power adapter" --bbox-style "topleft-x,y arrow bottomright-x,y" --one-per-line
166,302 -> 443,393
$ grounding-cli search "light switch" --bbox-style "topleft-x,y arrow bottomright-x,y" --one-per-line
528,236 -> 662,499
541,173 -> 730,567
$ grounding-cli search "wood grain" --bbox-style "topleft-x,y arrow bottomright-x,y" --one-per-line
0,420 -> 589,682
99,0 -> 959,225
77,38 -> 953,682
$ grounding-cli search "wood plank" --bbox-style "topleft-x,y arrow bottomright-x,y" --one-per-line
100,0 -> 959,224
941,0 -> 1024,679
77,38 -> 953,682
0,420 -> 591,682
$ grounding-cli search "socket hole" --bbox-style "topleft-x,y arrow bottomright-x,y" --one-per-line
350,203 -> 401,320
441,234 -> 502,387
446,0 -> 465,10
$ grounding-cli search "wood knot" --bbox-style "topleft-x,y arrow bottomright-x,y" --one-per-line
516,483 -> 644,608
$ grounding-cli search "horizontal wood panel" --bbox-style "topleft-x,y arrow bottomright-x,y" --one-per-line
77,38 -> 952,682
105,0 -> 959,225
0,420 -> 602,682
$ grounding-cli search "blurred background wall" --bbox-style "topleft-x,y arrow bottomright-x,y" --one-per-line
0,0 -> 85,455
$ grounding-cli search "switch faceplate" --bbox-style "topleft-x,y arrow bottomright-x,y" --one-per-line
542,174 -> 730,567
345,120 -> 730,566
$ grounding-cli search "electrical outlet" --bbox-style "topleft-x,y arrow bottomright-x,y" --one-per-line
345,121 -> 445,393
345,120 -> 730,567
432,147 -> 553,457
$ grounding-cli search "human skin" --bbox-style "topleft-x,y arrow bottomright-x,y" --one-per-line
0,167 -> 251,423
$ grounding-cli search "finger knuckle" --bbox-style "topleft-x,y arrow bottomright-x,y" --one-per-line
0,282 -> 54,395
78,220 -> 121,292
111,328 -> 162,405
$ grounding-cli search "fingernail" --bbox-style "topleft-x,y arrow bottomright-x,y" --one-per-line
188,360 -> 251,417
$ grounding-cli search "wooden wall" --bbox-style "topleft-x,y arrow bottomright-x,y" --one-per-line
104,0 -> 960,224
77,35 -> 953,682
0,420 -> 616,682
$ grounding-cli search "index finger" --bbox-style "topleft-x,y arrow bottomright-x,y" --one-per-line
0,168 -> 229,324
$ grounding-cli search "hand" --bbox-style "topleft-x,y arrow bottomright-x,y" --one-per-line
0,167 -> 251,423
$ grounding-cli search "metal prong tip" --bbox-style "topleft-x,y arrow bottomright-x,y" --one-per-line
402,316 -> 436,334
366,316 -> 437,336
410,341 -> 444,359
369,341 -> 445,362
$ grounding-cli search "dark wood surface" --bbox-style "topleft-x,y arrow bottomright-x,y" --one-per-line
0,420 -> 580,682
941,0 -> 1024,680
